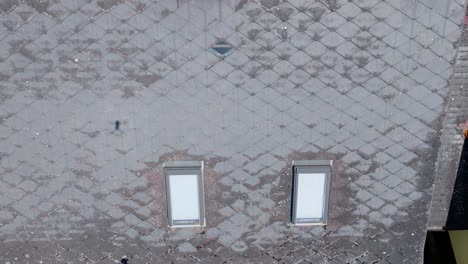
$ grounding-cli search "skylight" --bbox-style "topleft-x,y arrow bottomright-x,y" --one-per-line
291,160 -> 332,226
164,161 -> 205,227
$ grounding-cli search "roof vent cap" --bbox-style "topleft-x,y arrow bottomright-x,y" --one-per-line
208,41 -> 234,58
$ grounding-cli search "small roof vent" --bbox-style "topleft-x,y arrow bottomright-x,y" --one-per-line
208,41 -> 234,58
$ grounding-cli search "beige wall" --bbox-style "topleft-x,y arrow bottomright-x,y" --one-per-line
450,231 -> 468,264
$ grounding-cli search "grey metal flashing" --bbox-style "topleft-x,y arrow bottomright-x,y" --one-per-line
292,160 -> 333,167
164,160 -> 203,169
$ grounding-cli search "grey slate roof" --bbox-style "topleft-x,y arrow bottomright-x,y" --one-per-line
0,0 -> 465,263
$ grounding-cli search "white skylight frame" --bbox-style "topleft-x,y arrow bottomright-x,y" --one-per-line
291,160 -> 332,226
164,161 -> 205,227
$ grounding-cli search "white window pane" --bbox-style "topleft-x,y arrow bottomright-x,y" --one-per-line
296,173 -> 326,219
169,174 -> 200,221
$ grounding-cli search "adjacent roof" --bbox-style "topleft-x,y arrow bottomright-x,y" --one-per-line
0,0 -> 465,263
445,137 -> 468,230
428,22 -> 468,230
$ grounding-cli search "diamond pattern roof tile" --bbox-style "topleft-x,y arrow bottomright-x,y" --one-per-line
0,0 -> 464,262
